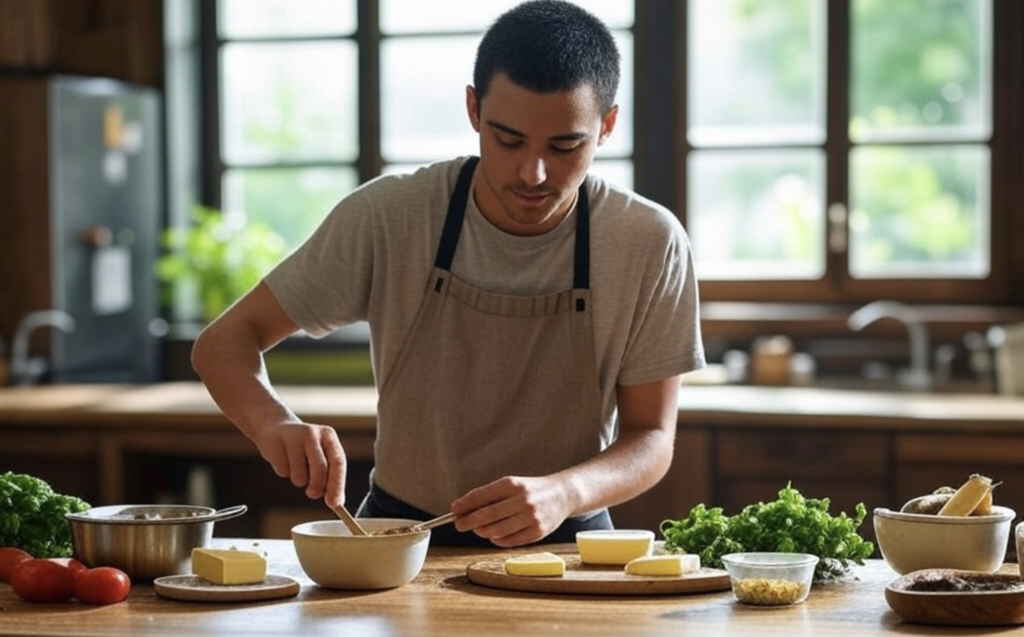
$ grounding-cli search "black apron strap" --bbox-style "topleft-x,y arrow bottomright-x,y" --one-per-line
573,185 -> 590,312
433,156 -> 479,272
573,185 -> 590,292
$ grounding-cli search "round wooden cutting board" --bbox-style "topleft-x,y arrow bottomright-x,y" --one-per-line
466,555 -> 731,596
154,574 -> 301,603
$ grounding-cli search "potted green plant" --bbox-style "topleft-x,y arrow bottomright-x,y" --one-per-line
157,205 -> 287,323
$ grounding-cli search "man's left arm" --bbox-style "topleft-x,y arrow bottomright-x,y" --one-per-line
451,375 -> 681,546
557,375 -> 681,514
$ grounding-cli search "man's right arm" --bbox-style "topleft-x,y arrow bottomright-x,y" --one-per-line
191,281 -> 348,507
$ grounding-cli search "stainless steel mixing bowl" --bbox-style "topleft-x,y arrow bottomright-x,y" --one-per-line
66,504 -> 247,580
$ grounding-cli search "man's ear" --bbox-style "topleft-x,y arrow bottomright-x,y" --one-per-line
597,104 -> 619,145
466,85 -> 481,132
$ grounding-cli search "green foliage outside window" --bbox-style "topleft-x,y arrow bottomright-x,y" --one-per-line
157,205 -> 287,323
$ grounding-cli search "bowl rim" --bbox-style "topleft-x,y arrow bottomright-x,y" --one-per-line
66,504 -> 223,525
575,529 -> 655,539
291,518 -> 430,539
874,505 -> 1016,524
721,552 -> 820,568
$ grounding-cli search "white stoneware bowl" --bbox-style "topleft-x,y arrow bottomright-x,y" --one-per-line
291,518 -> 430,589
873,506 -> 1016,575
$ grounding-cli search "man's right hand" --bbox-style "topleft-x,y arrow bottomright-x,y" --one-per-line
251,421 -> 348,507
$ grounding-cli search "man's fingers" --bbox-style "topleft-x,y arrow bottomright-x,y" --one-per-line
321,428 -> 348,507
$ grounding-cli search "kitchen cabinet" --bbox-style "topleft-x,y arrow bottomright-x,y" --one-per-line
0,0 -> 163,86
0,429 -> 102,503
713,428 -> 889,530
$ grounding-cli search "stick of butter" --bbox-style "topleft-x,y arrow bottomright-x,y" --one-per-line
191,548 -> 267,585
504,552 -> 566,577
624,554 -> 700,576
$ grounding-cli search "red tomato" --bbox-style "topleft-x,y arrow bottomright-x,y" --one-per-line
73,567 -> 131,605
10,559 -> 75,603
0,547 -> 33,583
66,558 -> 88,578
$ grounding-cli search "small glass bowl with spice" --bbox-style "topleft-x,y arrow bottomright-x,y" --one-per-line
721,553 -> 819,606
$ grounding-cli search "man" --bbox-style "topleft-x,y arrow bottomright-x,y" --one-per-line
191,0 -> 704,547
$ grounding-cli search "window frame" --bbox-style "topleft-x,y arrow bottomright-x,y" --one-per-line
678,0 -> 1021,305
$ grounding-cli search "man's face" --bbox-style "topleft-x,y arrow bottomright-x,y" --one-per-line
466,73 -> 618,236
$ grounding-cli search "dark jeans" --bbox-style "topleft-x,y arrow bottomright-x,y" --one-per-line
356,482 -> 613,547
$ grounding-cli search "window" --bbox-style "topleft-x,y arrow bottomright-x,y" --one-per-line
213,0 -> 360,250
847,0 -> 990,280
686,0 -> 998,302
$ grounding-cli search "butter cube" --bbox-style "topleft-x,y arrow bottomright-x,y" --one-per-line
625,554 -> 700,576
191,548 -> 267,585
504,552 -> 566,577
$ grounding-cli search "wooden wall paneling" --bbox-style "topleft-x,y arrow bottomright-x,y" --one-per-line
0,0 -> 163,87
0,78 -> 54,352
0,0 -> 53,68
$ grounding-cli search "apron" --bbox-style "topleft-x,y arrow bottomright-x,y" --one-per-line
358,156 -> 613,546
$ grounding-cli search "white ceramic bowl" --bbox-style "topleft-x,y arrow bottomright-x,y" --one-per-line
720,552 -> 819,606
575,529 -> 654,565
873,506 -> 1016,575
291,518 -> 430,589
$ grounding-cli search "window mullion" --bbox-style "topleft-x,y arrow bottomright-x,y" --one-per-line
357,0 -> 382,181
200,0 -> 224,210
825,0 -> 851,287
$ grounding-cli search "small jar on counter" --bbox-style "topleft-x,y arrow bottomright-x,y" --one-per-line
750,336 -> 794,386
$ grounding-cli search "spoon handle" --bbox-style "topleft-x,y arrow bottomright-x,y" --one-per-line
330,503 -> 368,536
411,511 -> 458,532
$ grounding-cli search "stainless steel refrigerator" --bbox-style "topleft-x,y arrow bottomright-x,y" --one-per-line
0,75 -> 162,383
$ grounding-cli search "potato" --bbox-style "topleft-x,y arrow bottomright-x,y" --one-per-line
900,493 -> 953,515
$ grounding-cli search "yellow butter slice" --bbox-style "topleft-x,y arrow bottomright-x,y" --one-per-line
191,548 -> 267,585
576,530 -> 654,565
625,554 -> 700,576
504,552 -> 566,577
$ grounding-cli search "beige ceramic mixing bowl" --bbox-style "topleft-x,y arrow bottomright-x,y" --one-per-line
291,518 -> 430,589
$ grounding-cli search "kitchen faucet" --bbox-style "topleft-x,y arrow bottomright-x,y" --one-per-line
10,310 -> 76,386
847,300 -> 932,389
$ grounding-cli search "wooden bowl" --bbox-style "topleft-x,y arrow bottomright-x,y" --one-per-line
885,568 -> 1024,626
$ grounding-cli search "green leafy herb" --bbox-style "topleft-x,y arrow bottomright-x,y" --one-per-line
659,483 -> 875,580
0,471 -> 91,557
157,205 -> 287,323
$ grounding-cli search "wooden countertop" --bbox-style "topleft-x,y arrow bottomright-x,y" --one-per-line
1,381 -> 1022,431
0,382 -> 378,430
0,537 -> 999,637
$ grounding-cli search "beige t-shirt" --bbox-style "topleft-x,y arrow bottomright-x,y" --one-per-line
265,157 -> 704,442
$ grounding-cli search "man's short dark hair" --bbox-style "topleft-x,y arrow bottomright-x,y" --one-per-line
473,0 -> 621,116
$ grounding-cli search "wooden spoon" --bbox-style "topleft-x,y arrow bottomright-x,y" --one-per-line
376,512 -> 458,535
329,502 -> 368,536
